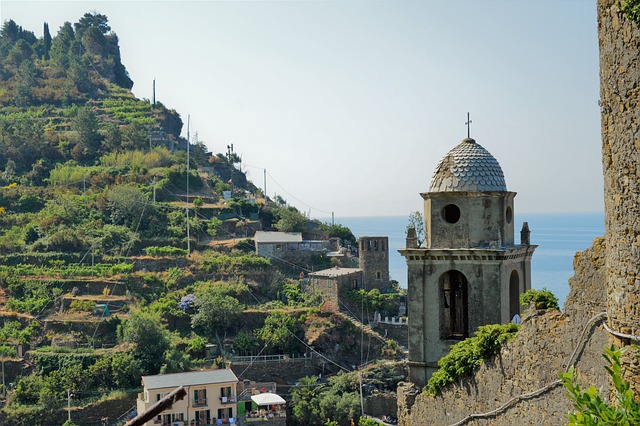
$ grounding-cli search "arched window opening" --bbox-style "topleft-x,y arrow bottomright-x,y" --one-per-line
440,270 -> 468,340
509,270 -> 520,320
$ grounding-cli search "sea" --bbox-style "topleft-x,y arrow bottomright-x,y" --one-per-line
332,212 -> 605,309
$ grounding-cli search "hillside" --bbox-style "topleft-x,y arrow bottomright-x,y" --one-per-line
0,13 -> 405,426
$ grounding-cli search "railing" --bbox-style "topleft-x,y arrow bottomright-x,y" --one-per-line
220,396 -> 236,404
193,398 -> 208,407
231,354 -> 289,363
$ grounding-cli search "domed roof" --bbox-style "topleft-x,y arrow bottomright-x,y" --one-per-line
429,138 -> 507,192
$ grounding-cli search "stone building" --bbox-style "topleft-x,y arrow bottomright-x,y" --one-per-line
308,236 -> 391,308
358,236 -> 390,291
400,137 -> 536,386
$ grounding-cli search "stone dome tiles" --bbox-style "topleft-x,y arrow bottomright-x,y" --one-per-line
429,137 -> 507,192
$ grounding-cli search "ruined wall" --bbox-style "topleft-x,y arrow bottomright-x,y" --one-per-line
398,240 -> 610,425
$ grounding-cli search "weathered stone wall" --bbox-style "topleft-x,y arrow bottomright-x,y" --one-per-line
599,0 -> 640,340
398,240 -> 610,425
598,0 -> 640,389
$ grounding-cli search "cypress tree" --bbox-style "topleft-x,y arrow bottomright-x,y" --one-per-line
43,22 -> 51,60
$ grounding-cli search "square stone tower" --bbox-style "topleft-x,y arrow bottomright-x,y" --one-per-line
359,236 -> 390,291
400,137 -> 536,386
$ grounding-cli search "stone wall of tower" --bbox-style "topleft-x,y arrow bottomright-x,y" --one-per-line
358,236 -> 390,290
599,0 -> 640,343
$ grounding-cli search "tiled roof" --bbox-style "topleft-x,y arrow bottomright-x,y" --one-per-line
429,138 -> 507,192
310,267 -> 362,278
254,231 -> 303,243
142,369 -> 238,390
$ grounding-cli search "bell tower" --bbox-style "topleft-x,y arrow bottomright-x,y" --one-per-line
400,136 -> 536,386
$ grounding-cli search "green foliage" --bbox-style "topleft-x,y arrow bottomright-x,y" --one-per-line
349,288 -> 396,313
233,331 -> 259,355
427,323 -> 519,395
274,207 -> 308,232
5,280 -> 62,314
290,373 -> 362,426
145,245 -> 188,257
359,418 -> 381,426
121,310 -> 170,374
622,0 -> 640,26
0,320 -> 39,344
561,345 -> 640,425
318,222 -> 356,245
282,279 -> 319,307
68,299 -> 95,312
256,311 -> 302,354
198,251 -> 271,273
191,292 -> 243,338
406,211 -> 424,247
520,288 -> 559,311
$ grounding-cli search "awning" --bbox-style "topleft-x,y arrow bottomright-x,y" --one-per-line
251,393 -> 286,406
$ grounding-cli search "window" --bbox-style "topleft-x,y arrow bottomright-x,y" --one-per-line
195,410 -> 211,423
194,388 -> 207,406
218,407 -> 233,419
505,205 -> 513,224
442,204 -> 461,224
376,271 -> 381,279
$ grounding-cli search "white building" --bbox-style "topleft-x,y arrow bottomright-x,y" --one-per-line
136,369 -> 239,425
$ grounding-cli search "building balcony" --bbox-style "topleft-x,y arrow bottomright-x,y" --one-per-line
193,398 -> 208,407
220,396 -> 236,404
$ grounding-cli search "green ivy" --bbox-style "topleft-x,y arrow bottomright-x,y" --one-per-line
426,323 -> 519,395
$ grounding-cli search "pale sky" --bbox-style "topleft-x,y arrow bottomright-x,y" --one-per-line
1,0 -> 604,219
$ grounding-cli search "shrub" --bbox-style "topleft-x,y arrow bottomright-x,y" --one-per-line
426,323 -> 519,395
145,246 -> 188,257
68,299 -> 95,312
520,288 -> 559,311
561,344 -> 640,425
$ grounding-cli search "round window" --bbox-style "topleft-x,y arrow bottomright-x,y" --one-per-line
506,206 -> 513,224
442,204 -> 461,224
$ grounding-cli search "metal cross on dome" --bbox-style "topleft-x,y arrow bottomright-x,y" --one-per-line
465,112 -> 472,138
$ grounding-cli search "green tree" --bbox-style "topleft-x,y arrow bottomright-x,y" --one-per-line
274,207 -> 307,232
49,21 -> 74,70
72,106 -> 102,162
122,310 -> 170,374
191,293 -> 243,338
42,22 -> 52,60
105,185 -> 149,230
256,311 -> 302,354
13,59 -> 37,106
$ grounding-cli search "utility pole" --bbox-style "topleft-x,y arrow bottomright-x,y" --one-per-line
186,115 -> 191,255
67,389 -> 72,423
153,176 -> 156,203
152,78 -> 156,108
227,144 -> 234,197
332,211 -> 335,227
263,168 -> 267,199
